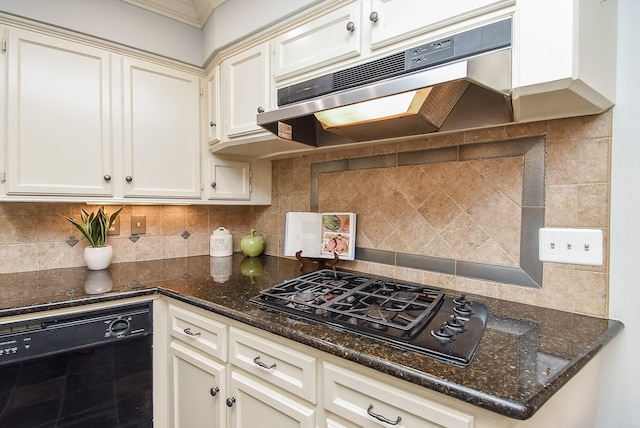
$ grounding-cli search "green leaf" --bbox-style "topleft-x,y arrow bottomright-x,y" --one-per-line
60,205 -> 125,247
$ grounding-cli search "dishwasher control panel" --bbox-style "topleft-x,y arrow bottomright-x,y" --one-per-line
0,302 -> 152,366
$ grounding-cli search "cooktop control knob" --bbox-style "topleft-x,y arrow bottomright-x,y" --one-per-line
453,294 -> 472,306
446,315 -> 466,331
431,322 -> 456,342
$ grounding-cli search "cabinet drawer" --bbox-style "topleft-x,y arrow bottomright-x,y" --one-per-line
229,326 -> 317,403
169,304 -> 227,361
323,362 -> 474,428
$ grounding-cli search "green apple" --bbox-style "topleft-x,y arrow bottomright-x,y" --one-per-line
240,228 -> 265,257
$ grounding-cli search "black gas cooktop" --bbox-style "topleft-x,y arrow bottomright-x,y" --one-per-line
250,269 -> 487,367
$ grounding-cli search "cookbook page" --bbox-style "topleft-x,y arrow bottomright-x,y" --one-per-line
320,212 -> 356,260
283,212 -> 322,258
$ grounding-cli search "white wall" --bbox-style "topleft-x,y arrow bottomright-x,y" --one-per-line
0,0 -> 321,65
0,0 -> 203,65
596,0 -> 640,426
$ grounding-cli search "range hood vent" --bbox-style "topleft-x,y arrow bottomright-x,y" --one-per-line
257,18 -> 513,147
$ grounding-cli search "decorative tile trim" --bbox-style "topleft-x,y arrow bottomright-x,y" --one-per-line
311,136 -> 546,288
65,236 -> 79,247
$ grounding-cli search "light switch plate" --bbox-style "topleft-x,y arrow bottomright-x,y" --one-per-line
131,214 -> 146,235
539,228 -> 603,266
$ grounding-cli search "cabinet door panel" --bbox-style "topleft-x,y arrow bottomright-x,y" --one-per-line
273,2 -> 362,80
222,44 -> 269,139
229,369 -> 315,428
6,29 -> 112,196
122,58 -> 201,198
369,0 -> 511,49
207,65 -> 221,144
169,341 -> 226,428
207,157 -> 250,200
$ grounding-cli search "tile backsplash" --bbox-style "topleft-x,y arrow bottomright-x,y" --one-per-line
0,204 -> 253,273
0,112 -> 611,317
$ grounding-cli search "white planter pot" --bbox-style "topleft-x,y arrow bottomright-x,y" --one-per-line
83,245 -> 113,271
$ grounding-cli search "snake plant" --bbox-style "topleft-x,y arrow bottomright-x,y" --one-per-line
60,206 -> 124,247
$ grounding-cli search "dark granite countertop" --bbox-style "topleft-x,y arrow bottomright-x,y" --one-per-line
0,254 -> 623,420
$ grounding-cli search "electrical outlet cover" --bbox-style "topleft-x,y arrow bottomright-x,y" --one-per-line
539,228 -> 603,266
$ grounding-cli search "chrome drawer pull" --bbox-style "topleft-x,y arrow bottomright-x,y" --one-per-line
367,404 -> 401,425
183,327 -> 201,337
253,355 -> 276,369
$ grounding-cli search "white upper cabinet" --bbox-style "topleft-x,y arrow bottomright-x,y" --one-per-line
2,21 -> 273,205
273,1 -> 362,81
221,43 -> 271,142
512,0 -> 617,121
207,156 -> 251,201
271,0 -> 513,84
369,0 -> 512,50
121,57 -> 202,199
0,26 -> 8,196
5,28 -> 113,196
207,65 -> 221,144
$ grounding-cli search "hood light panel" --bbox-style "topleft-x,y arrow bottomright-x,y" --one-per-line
314,88 -> 432,129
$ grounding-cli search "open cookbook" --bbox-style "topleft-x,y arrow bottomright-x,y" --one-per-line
283,212 -> 356,260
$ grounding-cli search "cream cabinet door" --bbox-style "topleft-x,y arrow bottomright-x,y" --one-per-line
221,43 -> 271,141
207,65 -> 221,144
121,57 -> 201,199
368,0 -> 512,50
5,28 -> 113,196
228,369 -> 315,428
273,1 -> 362,81
0,26 -> 7,196
207,156 -> 251,200
169,341 -> 227,428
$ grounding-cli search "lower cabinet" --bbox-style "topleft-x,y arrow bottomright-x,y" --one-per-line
165,299 -> 316,428
228,369 -> 315,428
160,298 -> 590,428
169,341 -> 227,428
323,361 -> 474,428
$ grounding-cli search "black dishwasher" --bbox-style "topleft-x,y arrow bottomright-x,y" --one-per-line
0,302 -> 153,427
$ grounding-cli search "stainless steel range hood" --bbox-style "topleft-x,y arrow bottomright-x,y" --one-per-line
257,19 -> 513,147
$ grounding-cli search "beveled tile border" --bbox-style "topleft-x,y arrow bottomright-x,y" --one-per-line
310,136 -> 546,288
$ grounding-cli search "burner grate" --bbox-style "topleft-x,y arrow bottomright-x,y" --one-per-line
256,270 -> 444,338
250,269 -> 488,367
